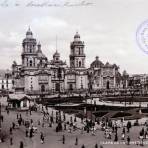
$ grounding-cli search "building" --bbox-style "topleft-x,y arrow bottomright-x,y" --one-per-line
0,69 -> 13,92
11,28 -> 121,96
8,94 -> 33,110
88,56 -> 121,90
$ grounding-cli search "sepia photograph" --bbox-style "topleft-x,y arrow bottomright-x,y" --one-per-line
0,0 -> 148,148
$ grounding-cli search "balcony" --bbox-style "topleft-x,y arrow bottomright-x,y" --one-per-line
38,79 -> 48,84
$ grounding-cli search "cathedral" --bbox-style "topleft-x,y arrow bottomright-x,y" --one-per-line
11,28 -> 121,95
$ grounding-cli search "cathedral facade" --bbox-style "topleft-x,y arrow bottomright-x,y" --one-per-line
11,28 -> 121,94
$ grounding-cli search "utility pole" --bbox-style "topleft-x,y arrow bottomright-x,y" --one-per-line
0,102 -> 1,138
56,35 -> 58,50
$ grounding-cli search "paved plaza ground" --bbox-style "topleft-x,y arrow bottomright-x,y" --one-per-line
0,102 -> 148,148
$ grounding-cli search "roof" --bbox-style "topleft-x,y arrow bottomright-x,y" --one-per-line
8,94 -> 31,101
53,50 -> 60,57
26,27 -> 33,36
90,56 -> 104,68
74,32 -> 80,39
37,51 -> 47,59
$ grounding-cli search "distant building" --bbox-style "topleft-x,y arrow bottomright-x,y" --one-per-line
0,69 -> 13,91
128,74 -> 148,94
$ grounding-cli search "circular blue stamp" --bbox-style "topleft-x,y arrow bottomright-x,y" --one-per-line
136,20 -> 148,54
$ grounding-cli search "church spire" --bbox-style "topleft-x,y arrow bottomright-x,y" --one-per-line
26,26 -> 33,38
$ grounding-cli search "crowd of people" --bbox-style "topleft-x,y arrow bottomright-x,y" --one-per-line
0,104 -> 148,148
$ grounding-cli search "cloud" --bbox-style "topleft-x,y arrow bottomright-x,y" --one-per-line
0,0 -> 148,74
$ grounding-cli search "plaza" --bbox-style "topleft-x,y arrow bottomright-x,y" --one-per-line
0,96 -> 148,148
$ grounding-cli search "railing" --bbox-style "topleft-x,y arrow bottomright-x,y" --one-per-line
25,90 -> 52,95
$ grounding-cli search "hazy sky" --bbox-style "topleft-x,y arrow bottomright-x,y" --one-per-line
0,0 -> 148,74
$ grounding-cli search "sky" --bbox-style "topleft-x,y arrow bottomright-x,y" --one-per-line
0,0 -> 148,74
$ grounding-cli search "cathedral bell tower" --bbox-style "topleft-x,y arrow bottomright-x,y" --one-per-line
69,32 -> 86,69
21,27 -> 37,68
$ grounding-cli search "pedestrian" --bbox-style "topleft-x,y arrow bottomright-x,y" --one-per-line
38,120 -> 40,125
40,132 -> 44,144
12,122 -> 15,129
145,131 -> 148,139
127,136 -> 130,145
81,117 -> 83,123
63,114 -> 66,121
115,125 -> 118,133
121,132 -> 125,140
127,121 -> 131,133
22,119 -> 25,125
95,143 -> 98,148
122,127 -> 125,134
62,135 -> 65,144
70,116 -> 73,123
50,116 -> 53,124
42,122 -> 44,127
114,133 -> 118,141
64,123 -> 66,130
81,127 -> 84,134
10,127 -> 12,135
26,129 -> 28,137
48,122 -> 52,127
87,127 -> 89,133
7,109 -> 9,115
10,137 -> 13,145
75,137 -> 78,145
18,119 -> 21,126
29,128 -> 33,138
20,141 -> 24,148
17,113 -> 18,119
112,125 -> 115,133
1,115 -> 3,122
30,119 -> 33,124
74,116 -> 77,122
30,109 -> 32,115
139,130 -> 144,146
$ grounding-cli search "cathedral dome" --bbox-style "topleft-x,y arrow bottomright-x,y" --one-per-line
53,50 -> 60,58
37,51 -> 46,59
105,62 -> 112,67
123,70 -> 128,76
36,43 -> 47,59
74,32 -> 80,39
26,27 -> 33,36
90,56 -> 104,68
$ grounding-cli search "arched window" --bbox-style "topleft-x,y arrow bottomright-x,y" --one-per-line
79,48 -> 81,55
55,83 -> 60,92
79,61 -> 81,67
69,84 -> 73,91
41,85 -> 45,92
26,58 -> 28,66
30,60 -> 33,67
106,81 -> 110,89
